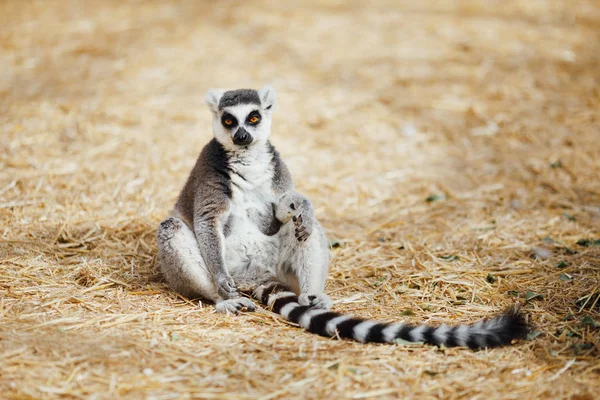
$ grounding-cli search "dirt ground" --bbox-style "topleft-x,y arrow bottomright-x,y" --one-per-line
1,0 -> 599,398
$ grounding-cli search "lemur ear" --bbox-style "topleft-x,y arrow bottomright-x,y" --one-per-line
205,89 -> 224,113
258,85 -> 277,111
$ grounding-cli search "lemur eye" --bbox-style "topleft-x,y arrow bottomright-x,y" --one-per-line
246,112 -> 261,125
221,113 -> 237,128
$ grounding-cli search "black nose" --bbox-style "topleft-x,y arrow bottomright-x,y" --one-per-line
233,128 -> 253,146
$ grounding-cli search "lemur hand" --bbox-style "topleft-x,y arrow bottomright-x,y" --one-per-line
293,213 -> 313,242
216,273 -> 239,299
289,195 -> 314,242
276,192 -> 315,242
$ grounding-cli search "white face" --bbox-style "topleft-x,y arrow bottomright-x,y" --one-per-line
212,103 -> 273,149
205,86 -> 277,151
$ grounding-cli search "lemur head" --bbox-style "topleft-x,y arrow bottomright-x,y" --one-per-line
205,86 -> 276,149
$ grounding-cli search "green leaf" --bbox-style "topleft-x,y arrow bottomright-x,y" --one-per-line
565,247 -> 577,255
486,273 -> 496,284
424,370 -> 439,376
570,343 -> 594,355
170,332 -> 180,342
559,273 -> 573,282
526,331 -> 543,341
576,238 -> 600,247
507,290 -> 520,297
439,255 -> 459,261
400,309 -> 415,316
580,316 -> 599,328
542,236 -> 555,244
562,312 -> 575,321
562,213 -> 575,221
426,194 -> 445,203
555,261 -> 568,269
566,329 -> 582,338
525,291 -> 543,302
550,160 -> 563,169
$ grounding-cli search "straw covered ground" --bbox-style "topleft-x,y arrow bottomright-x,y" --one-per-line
1,0 -> 599,398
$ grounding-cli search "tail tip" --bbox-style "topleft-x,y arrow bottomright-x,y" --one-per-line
498,305 -> 530,344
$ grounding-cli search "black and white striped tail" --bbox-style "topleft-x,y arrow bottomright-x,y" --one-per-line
254,286 -> 528,349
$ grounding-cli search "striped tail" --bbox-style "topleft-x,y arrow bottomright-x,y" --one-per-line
254,287 -> 529,349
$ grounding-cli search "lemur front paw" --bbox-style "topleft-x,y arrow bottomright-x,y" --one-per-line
215,297 -> 257,314
276,193 -> 315,242
216,274 -> 239,299
293,213 -> 313,242
298,293 -> 333,310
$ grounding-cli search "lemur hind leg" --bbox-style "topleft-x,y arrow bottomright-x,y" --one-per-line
156,216 -> 256,313
275,192 -> 333,310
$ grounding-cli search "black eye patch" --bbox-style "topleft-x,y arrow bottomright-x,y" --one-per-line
246,110 -> 261,125
221,113 -> 238,129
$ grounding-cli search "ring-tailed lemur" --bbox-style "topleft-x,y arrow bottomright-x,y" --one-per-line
156,86 -> 529,349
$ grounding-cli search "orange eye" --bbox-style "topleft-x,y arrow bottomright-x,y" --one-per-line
249,116 -> 259,123
224,119 -> 233,125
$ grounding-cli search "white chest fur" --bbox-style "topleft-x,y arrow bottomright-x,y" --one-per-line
222,146 -> 279,275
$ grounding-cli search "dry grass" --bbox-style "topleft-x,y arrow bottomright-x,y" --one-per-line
1,0 -> 599,398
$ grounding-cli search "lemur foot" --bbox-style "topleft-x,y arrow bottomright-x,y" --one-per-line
215,297 -> 257,314
298,293 -> 333,310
